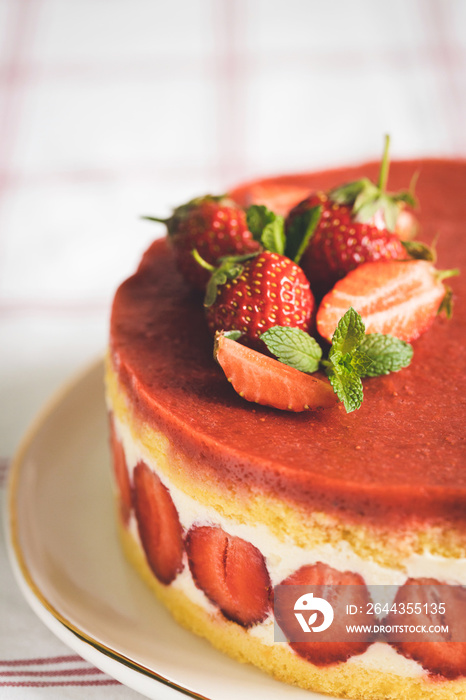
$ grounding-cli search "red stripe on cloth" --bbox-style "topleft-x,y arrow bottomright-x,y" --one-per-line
0,0 -> 40,194
0,56 -> 212,85
0,0 -> 41,280
0,667 -> 104,677
0,161 -> 222,187
0,655 -> 82,667
0,679 -> 120,687
0,457 -> 10,488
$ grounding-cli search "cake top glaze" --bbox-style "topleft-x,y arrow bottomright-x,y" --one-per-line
110,159 -> 466,527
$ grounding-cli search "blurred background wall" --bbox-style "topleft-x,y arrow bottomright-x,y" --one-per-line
1,0 -> 465,456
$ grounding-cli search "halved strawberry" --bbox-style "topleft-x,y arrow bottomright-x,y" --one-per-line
109,418 -> 132,527
132,461 -> 184,585
275,562 -> 375,666
316,260 -> 457,343
386,577 -> 466,679
186,525 -> 271,627
215,332 -> 337,411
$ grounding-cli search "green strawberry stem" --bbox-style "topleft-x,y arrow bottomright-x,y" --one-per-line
141,215 -> 169,224
436,268 -> 460,282
377,134 -> 391,193
192,248 -> 215,272
329,135 -> 417,231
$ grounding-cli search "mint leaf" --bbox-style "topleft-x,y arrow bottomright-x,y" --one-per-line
261,326 -> 322,373
358,333 -> 413,377
285,205 -> 322,264
327,365 -> 364,413
246,205 -> 285,254
350,349 -> 374,376
329,307 -> 366,357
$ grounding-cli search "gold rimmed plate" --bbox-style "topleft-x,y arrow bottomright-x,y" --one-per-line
5,359 -> 326,700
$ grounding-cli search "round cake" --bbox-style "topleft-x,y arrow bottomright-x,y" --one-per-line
105,159 -> 466,699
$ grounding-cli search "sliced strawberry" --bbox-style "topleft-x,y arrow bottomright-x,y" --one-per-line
275,562 -> 375,666
132,461 -> 184,585
316,260 -> 455,343
385,577 -> 466,679
109,418 -> 132,527
215,332 -> 337,411
186,525 -> 271,627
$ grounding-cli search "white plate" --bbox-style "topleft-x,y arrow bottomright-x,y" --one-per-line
6,359 -> 331,700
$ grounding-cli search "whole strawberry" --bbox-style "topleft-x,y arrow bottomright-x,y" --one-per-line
285,136 -> 416,298
202,251 -> 314,349
143,195 -> 260,291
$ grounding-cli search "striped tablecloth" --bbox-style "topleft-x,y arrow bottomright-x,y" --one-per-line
1,0 -> 465,697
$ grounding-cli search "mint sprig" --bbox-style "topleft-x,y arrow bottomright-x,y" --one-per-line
246,205 -> 285,255
261,326 -> 322,373
260,307 -> 414,413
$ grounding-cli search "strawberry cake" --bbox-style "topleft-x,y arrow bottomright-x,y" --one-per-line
105,158 -> 466,700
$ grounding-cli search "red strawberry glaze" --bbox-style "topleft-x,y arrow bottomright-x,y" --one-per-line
109,160 -> 466,530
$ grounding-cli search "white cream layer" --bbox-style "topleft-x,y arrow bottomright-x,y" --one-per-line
113,414 -> 466,679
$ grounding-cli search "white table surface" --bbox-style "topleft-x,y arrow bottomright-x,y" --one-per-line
1,0 -> 465,697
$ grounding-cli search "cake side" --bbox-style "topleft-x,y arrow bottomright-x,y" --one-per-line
106,378 -> 466,698
118,528 -> 466,700
106,357 -> 466,568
